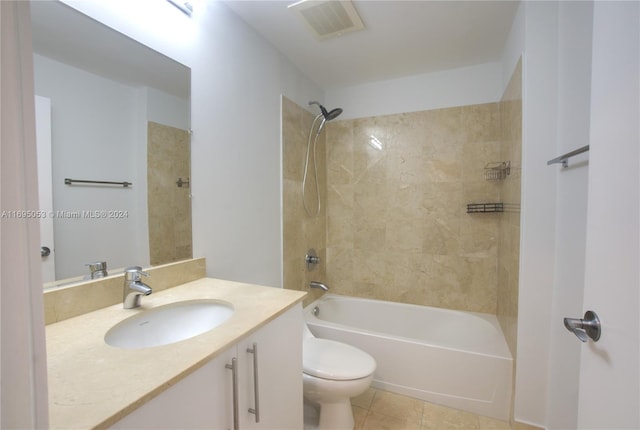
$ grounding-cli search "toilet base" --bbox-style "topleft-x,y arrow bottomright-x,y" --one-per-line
303,399 -> 354,430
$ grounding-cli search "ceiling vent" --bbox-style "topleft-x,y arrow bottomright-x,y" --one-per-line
288,0 -> 365,41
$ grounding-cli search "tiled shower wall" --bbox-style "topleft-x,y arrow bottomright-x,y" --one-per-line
323,104 -> 502,313
147,121 -> 193,265
282,63 -> 521,316
497,59 -> 523,358
282,97 -> 328,305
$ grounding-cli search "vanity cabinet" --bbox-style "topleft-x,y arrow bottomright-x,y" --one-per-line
110,304 -> 303,429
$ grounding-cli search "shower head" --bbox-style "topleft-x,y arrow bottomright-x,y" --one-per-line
309,101 -> 343,135
324,107 -> 343,121
309,101 -> 343,121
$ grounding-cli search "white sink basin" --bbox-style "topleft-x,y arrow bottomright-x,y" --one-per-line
105,299 -> 234,349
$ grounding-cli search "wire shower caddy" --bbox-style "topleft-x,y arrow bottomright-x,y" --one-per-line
484,161 -> 511,181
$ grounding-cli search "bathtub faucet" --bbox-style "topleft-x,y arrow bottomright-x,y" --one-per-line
310,281 -> 329,291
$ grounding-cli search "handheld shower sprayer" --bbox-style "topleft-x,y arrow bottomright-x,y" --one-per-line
302,101 -> 344,217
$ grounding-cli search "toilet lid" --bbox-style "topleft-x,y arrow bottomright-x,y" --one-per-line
303,338 -> 376,381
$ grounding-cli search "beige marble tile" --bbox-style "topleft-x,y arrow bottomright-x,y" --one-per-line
363,412 -> 422,430
461,103 -> 500,143
282,96 -> 328,299
496,58 -> 522,359
370,390 -> 424,423
352,387 -> 377,410
353,389 -> 511,430
353,405 -> 369,430
284,95 -> 521,317
147,121 -> 192,266
422,402 -> 480,430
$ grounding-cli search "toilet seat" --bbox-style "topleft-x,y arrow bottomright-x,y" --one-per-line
303,338 -> 376,381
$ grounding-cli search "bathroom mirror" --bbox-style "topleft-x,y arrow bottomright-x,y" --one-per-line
31,1 -> 192,287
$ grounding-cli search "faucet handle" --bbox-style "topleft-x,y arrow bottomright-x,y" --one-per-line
124,266 -> 149,281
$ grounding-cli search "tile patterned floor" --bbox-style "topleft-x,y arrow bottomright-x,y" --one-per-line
351,388 -> 512,430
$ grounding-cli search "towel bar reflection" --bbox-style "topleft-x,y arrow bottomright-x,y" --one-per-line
65,178 -> 132,188
547,145 -> 589,167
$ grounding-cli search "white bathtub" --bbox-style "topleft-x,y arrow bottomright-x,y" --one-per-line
304,294 -> 512,420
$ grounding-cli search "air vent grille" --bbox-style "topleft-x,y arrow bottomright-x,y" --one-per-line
289,0 -> 365,41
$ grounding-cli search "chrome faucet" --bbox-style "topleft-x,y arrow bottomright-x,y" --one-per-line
86,261 -> 108,279
310,281 -> 329,291
123,266 -> 152,309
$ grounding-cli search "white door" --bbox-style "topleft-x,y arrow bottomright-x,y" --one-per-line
577,2 -> 639,428
35,96 -> 56,283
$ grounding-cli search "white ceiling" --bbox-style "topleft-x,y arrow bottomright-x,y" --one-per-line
223,0 -> 520,90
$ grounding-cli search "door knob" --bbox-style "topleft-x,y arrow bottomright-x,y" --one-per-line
41,246 -> 51,257
564,310 -> 601,342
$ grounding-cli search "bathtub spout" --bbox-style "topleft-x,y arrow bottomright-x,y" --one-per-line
310,281 -> 329,291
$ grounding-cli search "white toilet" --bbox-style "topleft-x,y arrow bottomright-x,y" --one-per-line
302,325 -> 376,430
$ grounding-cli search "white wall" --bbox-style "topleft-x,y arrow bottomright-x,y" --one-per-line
501,2 -> 559,427
326,61 -> 503,119
502,2 -> 602,428
62,0 -> 324,287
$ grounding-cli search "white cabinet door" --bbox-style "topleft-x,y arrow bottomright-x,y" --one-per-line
110,347 -> 235,429
237,304 -> 304,430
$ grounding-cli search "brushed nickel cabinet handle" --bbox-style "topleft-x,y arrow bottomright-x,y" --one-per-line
247,343 -> 260,423
225,358 -> 239,430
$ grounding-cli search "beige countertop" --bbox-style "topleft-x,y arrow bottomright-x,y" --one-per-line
46,278 -> 306,429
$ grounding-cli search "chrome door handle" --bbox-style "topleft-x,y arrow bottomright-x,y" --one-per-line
564,310 -> 601,342
247,343 -> 260,423
41,246 -> 51,257
225,358 -> 239,430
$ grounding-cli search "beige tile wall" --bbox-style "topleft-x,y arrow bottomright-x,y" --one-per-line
147,121 -> 193,265
282,83 -> 521,317
282,97 -> 328,305
497,60 -> 522,425
323,104 -> 502,313
497,59 -> 522,359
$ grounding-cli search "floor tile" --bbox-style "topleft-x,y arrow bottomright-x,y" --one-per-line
362,411 -> 422,430
342,387 -> 512,430
352,387 -> 377,410
353,405 -> 368,430
369,390 -> 424,423
422,402 -> 480,429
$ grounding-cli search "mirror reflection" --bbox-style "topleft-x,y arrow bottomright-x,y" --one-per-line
30,1 -> 192,287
